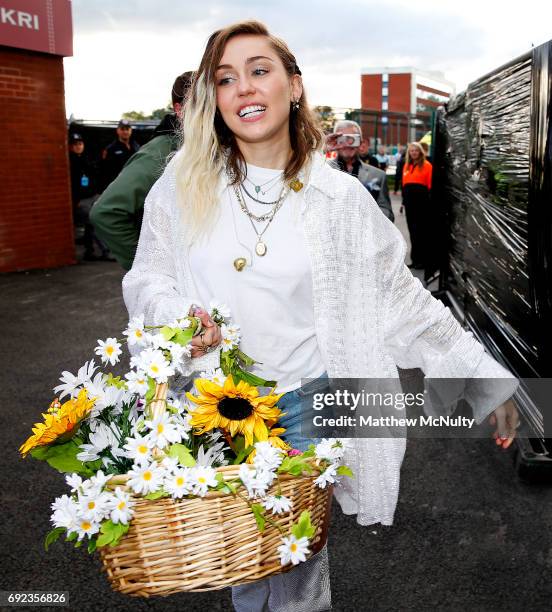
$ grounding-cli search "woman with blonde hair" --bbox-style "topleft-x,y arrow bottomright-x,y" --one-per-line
123,20 -> 518,612
402,141 -> 432,269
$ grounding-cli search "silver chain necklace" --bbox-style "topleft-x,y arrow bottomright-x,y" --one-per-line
241,182 -> 283,206
232,184 -> 288,256
244,171 -> 283,196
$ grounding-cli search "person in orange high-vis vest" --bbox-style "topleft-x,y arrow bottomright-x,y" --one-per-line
402,142 -> 432,269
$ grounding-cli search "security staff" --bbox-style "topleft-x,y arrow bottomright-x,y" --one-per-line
99,119 -> 140,191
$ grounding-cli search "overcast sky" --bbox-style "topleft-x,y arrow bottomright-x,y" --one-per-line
64,0 -> 552,120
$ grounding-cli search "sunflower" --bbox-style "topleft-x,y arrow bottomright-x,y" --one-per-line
20,389 -> 96,457
186,376 -> 284,447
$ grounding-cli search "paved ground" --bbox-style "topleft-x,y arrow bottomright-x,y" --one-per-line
2,199 -> 551,611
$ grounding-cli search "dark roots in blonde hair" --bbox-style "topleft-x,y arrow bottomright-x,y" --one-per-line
190,20 -> 323,183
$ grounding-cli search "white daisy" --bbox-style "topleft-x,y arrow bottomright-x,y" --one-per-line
164,467 -> 194,498
262,495 -> 293,515
108,488 -> 135,524
191,466 -> 218,496
209,300 -> 231,320
196,440 -> 227,468
82,470 -> 110,496
87,382 -> 131,417
123,314 -> 147,347
137,348 -> 174,383
220,324 -> 240,351
199,367 -> 226,385
166,316 -> 191,329
160,455 -> 179,472
315,439 -> 345,463
50,495 -> 79,531
150,333 -> 173,351
123,434 -> 154,465
124,370 -> 149,396
144,413 -> 182,448
278,535 -> 310,565
314,464 -> 338,489
76,422 -> 124,463
171,412 -> 192,441
53,360 -> 97,399
238,464 -> 274,499
253,441 -> 284,472
78,491 -> 111,523
127,462 -> 165,495
75,517 -> 100,541
94,338 -> 123,366
65,473 -> 83,493
167,342 -> 191,370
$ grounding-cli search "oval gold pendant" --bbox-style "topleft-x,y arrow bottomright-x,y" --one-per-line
255,241 -> 267,256
233,257 -> 247,271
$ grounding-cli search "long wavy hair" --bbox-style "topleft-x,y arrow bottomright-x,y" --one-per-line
175,20 -> 323,237
405,141 -> 427,169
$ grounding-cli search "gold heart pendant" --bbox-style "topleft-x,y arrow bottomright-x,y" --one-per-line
289,179 -> 304,192
233,257 -> 247,271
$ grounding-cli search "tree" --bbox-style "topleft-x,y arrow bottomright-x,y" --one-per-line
122,101 -> 172,121
122,110 -> 148,120
150,106 -> 171,120
312,105 -> 337,133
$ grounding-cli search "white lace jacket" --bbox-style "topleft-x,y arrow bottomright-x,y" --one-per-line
123,151 -> 517,527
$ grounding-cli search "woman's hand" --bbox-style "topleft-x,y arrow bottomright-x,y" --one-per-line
189,307 -> 222,359
489,399 -> 519,450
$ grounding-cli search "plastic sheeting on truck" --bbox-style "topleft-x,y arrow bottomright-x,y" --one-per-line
434,40 -> 552,437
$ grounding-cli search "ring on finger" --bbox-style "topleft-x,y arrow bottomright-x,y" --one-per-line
200,332 -> 211,353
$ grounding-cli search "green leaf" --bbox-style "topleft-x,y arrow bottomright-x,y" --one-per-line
145,377 -> 156,402
30,446 -> 51,461
105,373 -> 126,389
174,328 -> 194,346
251,503 -> 266,532
160,325 -> 177,341
85,458 -> 104,473
235,349 -> 257,367
167,443 -> 196,467
66,531 -> 78,542
96,520 -> 129,548
218,480 -> 237,495
232,445 -> 254,465
44,527 -> 65,552
110,523 -> 130,547
278,456 -> 314,476
31,440 -> 91,475
87,538 -> 98,554
291,510 -> 316,540
336,465 -> 353,478
231,368 -> 276,388
143,489 -> 169,500
220,351 -> 233,376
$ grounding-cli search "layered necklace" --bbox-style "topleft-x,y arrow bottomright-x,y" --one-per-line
228,166 -> 304,271
232,182 -> 289,257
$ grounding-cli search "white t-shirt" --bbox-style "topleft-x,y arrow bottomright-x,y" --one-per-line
188,163 -> 325,392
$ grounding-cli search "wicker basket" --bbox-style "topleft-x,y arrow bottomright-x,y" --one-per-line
100,383 -> 333,596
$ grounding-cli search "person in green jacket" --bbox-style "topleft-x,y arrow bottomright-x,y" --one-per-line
90,72 -> 194,270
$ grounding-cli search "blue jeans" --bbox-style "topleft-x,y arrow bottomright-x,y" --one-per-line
232,372 -> 332,612
277,373 -> 329,452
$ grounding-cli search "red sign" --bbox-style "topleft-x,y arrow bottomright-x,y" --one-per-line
0,0 -> 72,56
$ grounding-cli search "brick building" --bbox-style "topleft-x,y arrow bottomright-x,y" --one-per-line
360,67 -> 455,147
0,1 -> 73,272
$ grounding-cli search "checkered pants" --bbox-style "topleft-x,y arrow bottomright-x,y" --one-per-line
231,544 -> 331,612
